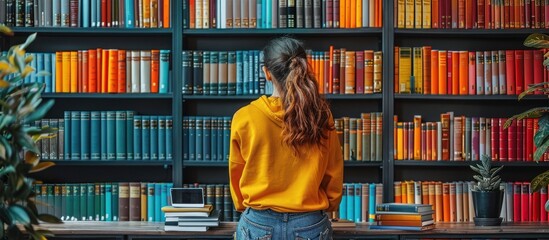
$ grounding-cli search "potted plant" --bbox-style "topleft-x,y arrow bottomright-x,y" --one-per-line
505,33 -> 549,211
470,155 -> 504,226
0,26 -> 62,239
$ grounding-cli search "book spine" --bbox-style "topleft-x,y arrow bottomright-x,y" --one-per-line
142,116 -> 151,160
166,116 -> 173,160
159,50 -> 170,93
133,115 -> 142,159
150,116 -> 159,160
140,50 -> 152,93
80,111 -> 90,160
147,183 -> 155,222
158,116 -> 166,160
115,111 -> 127,160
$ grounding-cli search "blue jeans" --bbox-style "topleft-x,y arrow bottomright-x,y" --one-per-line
235,208 -> 332,240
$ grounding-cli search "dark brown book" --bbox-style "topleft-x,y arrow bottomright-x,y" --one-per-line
69,0 -> 78,27
118,183 -> 129,221
129,182 -> 141,221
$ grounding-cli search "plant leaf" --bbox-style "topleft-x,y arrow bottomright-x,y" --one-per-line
38,214 -> 63,223
23,99 -> 54,124
534,140 -> 549,162
546,199 -> 549,212
531,170 -> 549,192
535,120 -> 549,148
524,33 -> 549,48
0,165 -> 15,177
518,82 -> 549,99
24,151 -> 39,167
19,33 -> 37,50
29,162 -> 55,173
505,107 -> 549,129
8,205 -> 30,224
0,25 -> 14,36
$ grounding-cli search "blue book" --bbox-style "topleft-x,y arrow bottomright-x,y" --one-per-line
354,183 -> 362,223
203,117 -> 211,161
50,54 -> 55,92
125,0 -> 135,27
253,51 -> 260,94
96,0 -> 101,27
87,184 -> 95,221
116,111 -> 127,160
160,183 -> 168,222
44,53 -> 52,93
141,116 -> 151,160
223,117 -> 231,161
248,51 -> 254,94
188,116 -> 196,160
210,117 -> 217,161
257,0 -> 262,28
80,111 -> 90,160
259,51 -> 265,94
106,111 -> 116,160
236,51 -> 243,95
105,184 -> 112,221
159,50 -> 170,93
54,185 -> 62,220
80,184 -> 87,221
265,0 -> 271,28
101,112 -> 107,160
147,183 -> 155,222
369,184 -> 376,222
158,116 -> 166,160
195,116 -> 203,161
36,53 -> 44,85
70,111 -> 81,160
72,185 -> 80,221
182,117 -> 189,160
340,184 -> 347,220
346,183 -> 354,222
111,183 -> 119,221
375,203 -> 433,213
242,51 -> 249,95
90,0 -> 97,27
217,117 -> 223,161
60,0 -> 69,27
150,116 -> 159,160
154,183 -> 161,222
133,116 -> 142,159
166,116 -> 173,160
82,0 -> 90,27
64,111 -> 71,160
52,0 -> 60,27
126,111 -> 134,160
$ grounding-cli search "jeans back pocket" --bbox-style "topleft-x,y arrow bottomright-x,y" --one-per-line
237,215 -> 273,240
294,215 -> 332,240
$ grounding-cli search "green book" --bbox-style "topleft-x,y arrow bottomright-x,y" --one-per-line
112,183 -> 119,221
65,184 -> 73,221
72,184 -> 80,221
80,184 -> 87,221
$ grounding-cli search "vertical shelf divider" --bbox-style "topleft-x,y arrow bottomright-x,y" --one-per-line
382,0 -> 395,203
172,0 -> 184,187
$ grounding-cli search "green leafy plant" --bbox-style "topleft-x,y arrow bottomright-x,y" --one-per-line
505,33 -> 549,195
0,26 -> 62,239
470,155 -> 503,192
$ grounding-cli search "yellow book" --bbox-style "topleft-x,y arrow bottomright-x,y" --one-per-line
140,183 -> 147,221
61,51 -> 70,93
161,205 -> 213,213
356,0 -> 362,28
55,52 -> 62,93
401,180 -> 408,203
398,47 -> 412,93
397,0 -> 405,28
70,51 -> 77,93
373,51 -> 382,93
405,0 -> 414,28
422,0 -> 432,28
397,122 -> 404,160
413,47 -> 423,94
414,0 -> 422,28
413,115 -> 422,160
143,0 -> 151,28
407,181 -> 415,204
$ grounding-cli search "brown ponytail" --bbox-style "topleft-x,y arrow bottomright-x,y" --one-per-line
263,37 -> 334,154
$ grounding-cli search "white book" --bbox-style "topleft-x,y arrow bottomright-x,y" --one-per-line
414,181 -> 421,204
196,0 -> 203,28
363,0 -> 369,27
506,182 -> 514,222
456,181 -> 463,222
448,112 -> 454,161
468,182 -> 475,222
437,122 -> 442,160
220,0 -> 226,28
203,0 -> 210,28
164,226 -> 208,232
500,183 -> 507,221
131,51 -> 141,93
140,51 -> 151,93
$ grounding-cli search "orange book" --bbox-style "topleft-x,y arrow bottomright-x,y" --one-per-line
344,51 -> 355,94
96,48 -> 102,92
459,51 -> 468,95
403,122 -> 409,159
397,122 -> 404,160
449,182 -> 457,222
435,182 -> 443,222
377,0 -> 382,27
407,181 -> 415,203
401,180 -> 408,203
431,50 -> 439,94
318,54 -> 324,94
340,0 -> 347,28
356,0 -> 363,27
62,52 -> 70,93
428,182 -> 436,218
393,115 -> 398,160
414,115 -> 422,160
118,50 -> 127,93
101,49 -> 109,93
394,181 -> 402,203
394,46 -> 399,93
143,0 -> 151,28
421,181 -> 429,204
370,0 -> 376,27
55,52 -> 62,93
88,49 -> 97,93
189,0 -> 195,28
77,51 -> 82,92
329,46 -> 334,94
438,50 -> 447,95
70,51 -> 78,93
163,0 -> 170,28
151,50 -> 160,93
376,219 -> 434,226
376,213 -> 432,221
82,50 -> 89,93
350,0 -> 356,28
107,49 -> 118,93
422,46 -> 432,94
432,0 -> 439,28
442,183 -> 450,222
451,51 -> 460,95
374,51 -> 383,93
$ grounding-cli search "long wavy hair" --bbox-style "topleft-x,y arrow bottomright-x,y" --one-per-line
263,37 -> 334,154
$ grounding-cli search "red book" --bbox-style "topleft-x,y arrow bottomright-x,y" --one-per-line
82,51 -> 88,93
533,50 -> 543,94
446,0 -> 452,28
545,0 -> 549,28
513,0 -> 519,28
356,51 -> 364,94
106,0 -> 112,27
527,118 -> 534,161
526,0 -> 532,28
533,190 -> 540,222
508,120 -> 517,161
515,50 -> 524,95
468,51 -> 476,94
101,0 -> 107,27
491,118 -> 499,161
517,119 -> 524,161
524,50 -> 534,93
447,51 -> 453,94
513,182 -> 521,222
506,50 -> 515,95
535,0 -> 541,28
485,0 -> 491,28
504,0 -> 511,28
433,0 -> 440,28
472,0 -> 478,28
452,51 -> 459,94
522,182 -> 530,222
440,0 -> 446,28
466,0 -> 473,28
541,187 -> 548,222
499,118 -> 508,161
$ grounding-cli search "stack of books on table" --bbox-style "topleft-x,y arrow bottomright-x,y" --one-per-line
370,203 -> 435,231
161,205 -> 220,232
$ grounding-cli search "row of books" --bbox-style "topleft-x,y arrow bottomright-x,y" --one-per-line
1,0 -> 171,28
182,183 -> 240,222
182,116 -> 232,162
22,50 -> 171,94
395,47 -> 547,95
393,114 -> 547,161
309,49 -> 383,94
35,182 -> 172,222
395,181 -> 549,223
338,183 -> 383,223
335,113 -> 383,162
54,111 -> 173,161
185,0 -> 383,29
394,0 -> 549,29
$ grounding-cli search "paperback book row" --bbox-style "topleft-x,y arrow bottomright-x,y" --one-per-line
183,116 -> 231,162
393,114 -> 547,161
182,183 -> 240,222
36,111 -> 173,161
335,113 -> 383,162
395,181 -> 549,223
1,0 -> 171,28
394,0 -> 549,29
34,182 -> 172,222
371,203 -> 435,231
337,183 -> 383,223
394,47 -> 547,95
182,48 -> 383,96
22,50 -> 171,94
183,0 -> 383,29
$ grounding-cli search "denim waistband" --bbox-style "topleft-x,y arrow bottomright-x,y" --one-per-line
245,208 -> 325,221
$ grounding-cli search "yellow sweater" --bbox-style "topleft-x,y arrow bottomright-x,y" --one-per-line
229,95 -> 343,213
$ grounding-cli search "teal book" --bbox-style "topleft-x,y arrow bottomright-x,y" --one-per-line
242,51 -> 249,94
375,203 -> 433,213
210,117 -> 217,161
160,183 -> 168,222
253,51 -> 260,94
166,116 -> 173,160
265,0 -> 272,28
100,184 -> 106,221
65,184 -> 73,221
188,116 -> 196,160
112,183 -> 119,221
106,111 -> 116,160
124,0 -> 134,27
218,52 -> 228,95
48,54 -> 54,92
340,184 -> 347,220
217,117 -> 223,161
223,117 -> 231,161
214,184 -> 223,220
154,183 -> 161,222
150,116 -> 159,160
236,51 -> 243,95
158,116 -> 166,160
257,0 -> 262,28
141,116 -> 151,160
60,185 -> 66,220
228,51 -> 236,95
80,111 -> 90,160
94,184 -> 101,221
115,111 -> 127,160
46,184 -> 54,216
209,52 -> 218,95
369,225 -> 435,231
101,112 -> 107,160
159,50 -> 170,93
183,117 -> 188,160
203,117 -> 211,161
133,115 -> 142,159
72,184 -> 80,221
346,183 -> 354,222
54,185 -> 61,219
202,51 -> 210,94
105,184 -> 112,221
82,0 -> 90,27
354,184 -> 362,223
147,183 -> 155,222
87,183 -> 94,221
70,111 -> 80,160
80,184 -> 87,221
90,111 -> 101,160
368,184 -> 376,222
195,116 -> 203,161
126,111 -> 135,160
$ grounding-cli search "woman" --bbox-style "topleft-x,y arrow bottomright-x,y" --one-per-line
229,37 -> 344,240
